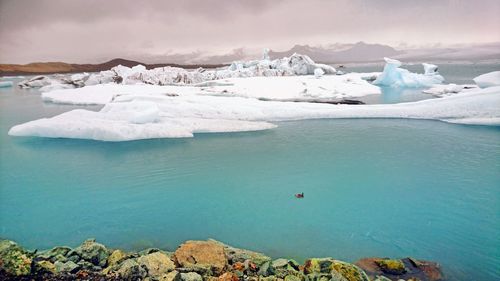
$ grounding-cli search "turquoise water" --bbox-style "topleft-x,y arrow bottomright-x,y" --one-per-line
1,77 -> 500,280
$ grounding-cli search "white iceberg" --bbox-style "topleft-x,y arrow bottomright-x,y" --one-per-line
373,58 -> 444,88
18,76 -> 53,88
422,84 -> 477,97
9,84 -> 500,141
18,52 -> 337,90
0,81 -> 14,88
314,68 -> 325,78
473,71 -> 500,88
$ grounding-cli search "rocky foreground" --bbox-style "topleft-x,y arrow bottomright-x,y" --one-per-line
0,238 -> 443,281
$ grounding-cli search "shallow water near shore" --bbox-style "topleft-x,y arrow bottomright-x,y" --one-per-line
1,72 -> 500,281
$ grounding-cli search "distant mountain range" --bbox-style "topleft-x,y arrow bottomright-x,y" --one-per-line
1,42 -> 499,76
268,42 -> 404,63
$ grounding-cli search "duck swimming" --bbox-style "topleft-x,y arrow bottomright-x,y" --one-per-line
295,192 -> 304,198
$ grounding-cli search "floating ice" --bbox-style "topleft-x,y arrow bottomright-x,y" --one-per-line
373,58 -> 444,88
9,85 -> 500,141
473,71 -> 500,88
40,74 -> 380,106
314,68 -> 325,78
0,81 -> 14,88
422,84 -> 477,97
18,52 -> 337,90
18,76 -> 53,88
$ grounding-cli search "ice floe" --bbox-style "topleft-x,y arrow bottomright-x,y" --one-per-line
473,71 -> 500,88
422,84 -> 477,97
41,74 -> 381,106
9,84 -> 500,141
373,58 -> 444,88
0,81 -> 14,88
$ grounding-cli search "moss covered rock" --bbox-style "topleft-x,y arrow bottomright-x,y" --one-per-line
36,246 -> 72,262
0,239 -> 32,276
375,259 -> 406,275
34,260 -> 56,274
138,251 -> 175,278
331,260 -> 369,281
116,258 -> 147,280
54,260 -> 80,273
181,272 -> 203,281
74,238 -> 109,267
303,258 -> 334,274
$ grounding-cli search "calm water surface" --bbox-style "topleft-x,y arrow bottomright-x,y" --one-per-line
1,68 -> 499,281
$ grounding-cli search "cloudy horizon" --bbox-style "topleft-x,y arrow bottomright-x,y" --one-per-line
1,0 -> 499,64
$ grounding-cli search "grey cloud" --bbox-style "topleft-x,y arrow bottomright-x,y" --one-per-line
0,0 -> 499,63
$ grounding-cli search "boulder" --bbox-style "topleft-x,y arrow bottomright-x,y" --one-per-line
116,258 -> 148,280
218,272 -> 239,281
107,249 -> 127,268
272,258 -> 300,277
375,259 -> 406,275
173,240 -> 227,275
257,260 -> 275,277
36,246 -> 72,262
54,260 -> 80,273
284,275 -> 302,281
304,258 -> 369,281
306,272 -> 336,281
272,258 -> 289,268
303,258 -> 334,274
209,240 -> 271,266
355,257 -> 443,281
73,238 -> 109,267
408,258 -> 443,281
331,260 -> 369,281
77,259 -> 101,271
160,270 -> 182,281
33,260 -> 56,274
181,272 -> 203,281
0,239 -> 32,276
138,251 -> 175,277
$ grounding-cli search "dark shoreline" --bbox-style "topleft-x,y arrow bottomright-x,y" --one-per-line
0,238 -> 443,281
0,58 -> 228,77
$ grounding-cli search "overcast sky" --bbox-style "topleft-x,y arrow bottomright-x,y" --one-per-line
1,0 -> 499,63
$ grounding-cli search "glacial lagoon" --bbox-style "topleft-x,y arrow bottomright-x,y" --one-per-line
1,66 -> 499,281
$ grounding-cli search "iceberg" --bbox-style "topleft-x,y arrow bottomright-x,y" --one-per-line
18,52 -> 337,90
473,71 -> 500,88
18,76 -> 53,88
0,81 -> 14,88
314,68 -> 325,78
373,58 -> 444,88
9,85 -> 500,141
422,84 -> 477,97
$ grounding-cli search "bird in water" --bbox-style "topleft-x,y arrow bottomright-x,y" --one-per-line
295,192 -> 304,198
